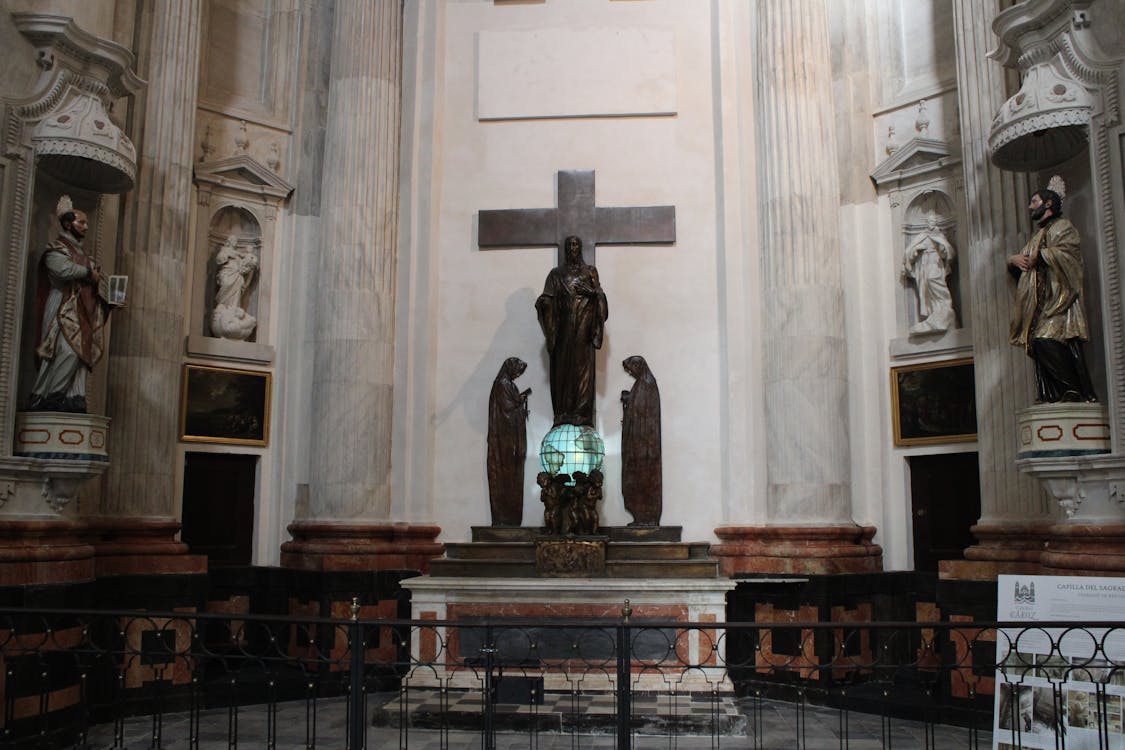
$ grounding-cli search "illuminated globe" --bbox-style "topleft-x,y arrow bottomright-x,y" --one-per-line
539,424 -> 605,484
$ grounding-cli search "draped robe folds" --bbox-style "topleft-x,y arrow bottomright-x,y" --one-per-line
904,230 -> 956,333
1009,215 -> 1095,402
31,233 -> 109,409
536,261 -> 608,426
1010,216 -> 1088,349
487,358 -> 529,526
621,356 -> 662,525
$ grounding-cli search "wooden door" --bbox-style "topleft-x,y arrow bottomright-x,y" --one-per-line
181,452 -> 256,566
909,452 -> 980,571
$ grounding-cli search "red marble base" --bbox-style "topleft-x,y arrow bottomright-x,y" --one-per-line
1041,524 -> 1125,575
711,525 -> 882,576
941,522 -> 1051,580
0,519 -> 94,586
281,522 -> 443,572
87,518 -> 206,576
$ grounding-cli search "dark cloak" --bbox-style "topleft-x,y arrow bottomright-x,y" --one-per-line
487,357 -> 529,525
621,355 -> 662,525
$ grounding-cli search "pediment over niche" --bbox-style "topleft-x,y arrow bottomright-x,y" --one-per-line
871,138 -> 960,191
194,155 -> 294,202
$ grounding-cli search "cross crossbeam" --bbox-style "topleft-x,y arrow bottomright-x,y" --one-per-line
478,170 -> 675,264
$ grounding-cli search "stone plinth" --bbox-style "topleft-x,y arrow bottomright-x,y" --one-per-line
1016,403 -> 1111,459
87,517 -> 206,576
14,412 -> 110,462
1041,524 -> 1125,575
711,525 -> 882,576
0,518 -> 94,585
280,522 -> 442,572
1016,455 -> 1125,575
401,576 -> 735,692
939,521 -> 1050,580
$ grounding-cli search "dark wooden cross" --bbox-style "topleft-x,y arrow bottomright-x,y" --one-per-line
478,169 -> 676,264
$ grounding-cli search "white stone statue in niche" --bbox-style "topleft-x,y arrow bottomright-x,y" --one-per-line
902,214 -> 957,334
209,235 -> 258,340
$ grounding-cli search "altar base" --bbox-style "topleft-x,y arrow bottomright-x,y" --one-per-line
401,576 -> 735,692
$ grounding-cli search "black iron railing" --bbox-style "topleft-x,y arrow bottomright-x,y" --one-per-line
1,606 -> 1122,749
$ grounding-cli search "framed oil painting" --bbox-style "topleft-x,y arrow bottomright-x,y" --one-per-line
180,364 -> 271,446
891,358 -> 977,447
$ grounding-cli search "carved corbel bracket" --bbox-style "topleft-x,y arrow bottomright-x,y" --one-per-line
41,475 -> 83,513
1018,455 -> 1125,524
0,455 -> 107,517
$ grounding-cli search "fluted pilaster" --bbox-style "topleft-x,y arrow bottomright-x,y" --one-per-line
306,0 -> 402,521
103,0 -> 202,519
951,0 -> 1049,538
756,0 -> 851,525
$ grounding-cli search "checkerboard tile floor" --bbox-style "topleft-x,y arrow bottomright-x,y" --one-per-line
83,691 -> 993,749
375,688 -> 748,734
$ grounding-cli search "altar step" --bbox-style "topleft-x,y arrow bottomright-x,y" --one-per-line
426,526 -> 721,579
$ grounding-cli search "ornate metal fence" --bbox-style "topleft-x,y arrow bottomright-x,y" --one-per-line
1,605 -> 1121,749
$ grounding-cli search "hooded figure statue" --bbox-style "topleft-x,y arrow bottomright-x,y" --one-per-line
621,355 -> 662,526
487,357 -> 531,525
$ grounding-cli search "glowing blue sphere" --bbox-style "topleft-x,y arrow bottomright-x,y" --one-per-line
539,424 -> 605,484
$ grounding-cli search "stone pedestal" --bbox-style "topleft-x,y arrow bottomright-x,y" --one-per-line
0,518 -> 94,586
402,576 -> 735,692
939,521 -> 1050,580
0,413 -> 111,585
711,525 -> 882,576
14,412 -> 110,462
1017,455 -> 1125,575
87,517 -> 206,577
280,522 -> 442,572
1017,403 -> 1111,459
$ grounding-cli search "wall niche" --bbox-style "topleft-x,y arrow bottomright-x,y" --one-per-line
189,155 -> 292,364
871,137 -> 971,361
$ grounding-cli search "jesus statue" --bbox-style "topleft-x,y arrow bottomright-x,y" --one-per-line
535,236 -> 609,426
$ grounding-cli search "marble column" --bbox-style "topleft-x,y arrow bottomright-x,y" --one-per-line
941,0 -> 1051,580
97,0 -> 205,576
712,0 -> 880,575
282,0 -> 441,572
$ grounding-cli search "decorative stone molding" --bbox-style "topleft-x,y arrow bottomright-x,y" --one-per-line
10,13 -> 144,192
193,154 -> 294,203
1018,454 -> 1125,523
988,59 -> 1093,170
0,456 -> 107,518
871,137 -> 961,191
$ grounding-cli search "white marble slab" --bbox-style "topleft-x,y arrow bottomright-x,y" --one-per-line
477,27 -> 677,120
